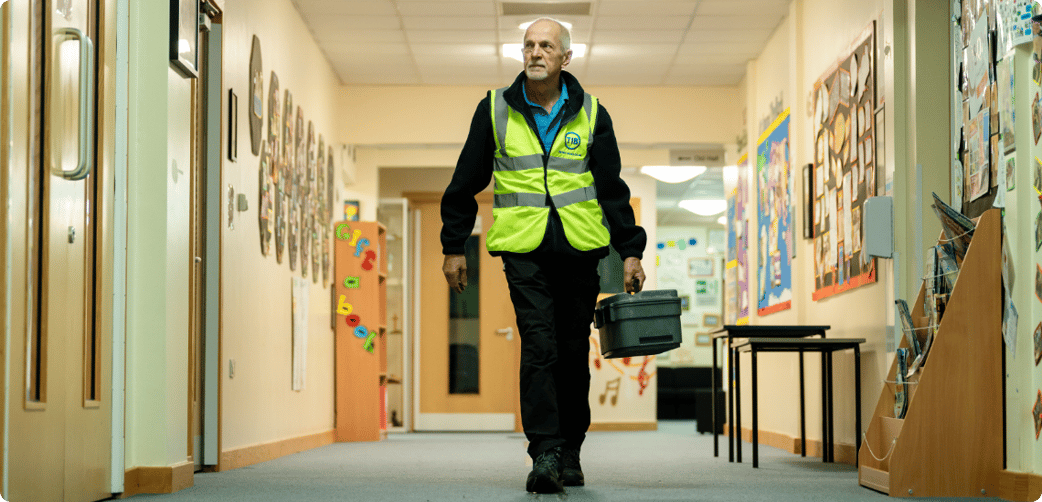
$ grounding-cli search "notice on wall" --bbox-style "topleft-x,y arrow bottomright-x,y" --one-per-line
292,277 -> 309,391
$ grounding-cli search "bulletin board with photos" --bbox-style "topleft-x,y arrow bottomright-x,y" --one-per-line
810,23 -> 878,301
955,0 -> 1034,218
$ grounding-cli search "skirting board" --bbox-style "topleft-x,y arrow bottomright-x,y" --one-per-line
722,424 -> 857,465
588,421 -> 657,432
120,460 -> 194,497
220,430 -> 335,472
994,470 -> 1042,501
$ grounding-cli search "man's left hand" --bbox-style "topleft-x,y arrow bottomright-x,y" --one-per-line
623,257 -> 645,293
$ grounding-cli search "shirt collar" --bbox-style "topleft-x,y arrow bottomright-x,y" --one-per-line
522,79 -> 569,115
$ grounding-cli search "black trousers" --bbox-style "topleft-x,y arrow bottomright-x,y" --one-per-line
502,253 -> 601,459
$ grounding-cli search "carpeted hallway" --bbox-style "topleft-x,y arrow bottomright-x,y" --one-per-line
126,421 -> 990,501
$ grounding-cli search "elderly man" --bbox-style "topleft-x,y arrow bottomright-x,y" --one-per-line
440,18 -> 646,493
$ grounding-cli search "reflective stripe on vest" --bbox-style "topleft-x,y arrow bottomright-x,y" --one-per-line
485,86 -> 611,253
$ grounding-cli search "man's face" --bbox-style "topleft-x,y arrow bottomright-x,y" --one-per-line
523,20 -> 571,82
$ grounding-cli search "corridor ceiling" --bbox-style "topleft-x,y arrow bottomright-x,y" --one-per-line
289,0 -> 790,86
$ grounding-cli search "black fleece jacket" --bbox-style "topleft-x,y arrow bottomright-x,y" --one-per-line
440,71 -> 647,261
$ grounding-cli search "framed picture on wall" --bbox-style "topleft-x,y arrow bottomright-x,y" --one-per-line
169,0 -> 199,78
803,163 -> 814,239
695,333 -> 712,346
703,313 -> 721,327
688,257 -> 714,277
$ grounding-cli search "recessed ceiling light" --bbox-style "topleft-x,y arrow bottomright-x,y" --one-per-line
501,43 -> 586,62
640,165 -> 706,183
519,20 -> 574,31
678,199 -> 726,216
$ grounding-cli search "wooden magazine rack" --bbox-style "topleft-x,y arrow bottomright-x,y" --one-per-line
858,209 -> 1002,497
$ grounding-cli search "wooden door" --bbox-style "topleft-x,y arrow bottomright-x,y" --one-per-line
9,0 -> 111,500
413,194 -> 521,431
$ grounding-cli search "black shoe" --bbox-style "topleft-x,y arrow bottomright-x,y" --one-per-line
560,448 -> 584,486
526,447 -> 564,493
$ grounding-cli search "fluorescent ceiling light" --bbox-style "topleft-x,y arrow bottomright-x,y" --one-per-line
519,20 -> 574,31
679,199 -> 726,216
501,43 -> 586,62
640,165 -> 706,183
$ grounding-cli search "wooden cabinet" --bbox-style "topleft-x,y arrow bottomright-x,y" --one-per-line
858,209 -> 1002,497
333,221 -> 387,442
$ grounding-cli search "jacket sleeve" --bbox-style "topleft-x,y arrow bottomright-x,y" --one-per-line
440,94 -> 495,255
590,102 -> 648,260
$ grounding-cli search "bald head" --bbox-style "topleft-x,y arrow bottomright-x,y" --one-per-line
522,18 -> 572,82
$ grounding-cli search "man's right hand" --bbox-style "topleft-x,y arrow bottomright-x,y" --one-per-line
443,255 -> 468,293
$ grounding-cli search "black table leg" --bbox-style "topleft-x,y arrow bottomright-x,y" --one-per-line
752,347 -> 759,468
728,336 -> 734,463
712,336 -> 718,457
827,351 -> 835,463
854,345 -> 861,468
736,346 -> 742,464
820,350 -> 827,463
799,349 -> 806,457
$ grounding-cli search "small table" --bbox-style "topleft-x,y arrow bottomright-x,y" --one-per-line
733,337 -> 865,468
710,325 -> 830,463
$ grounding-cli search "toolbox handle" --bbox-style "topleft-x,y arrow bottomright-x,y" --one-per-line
593,308 -> 610,328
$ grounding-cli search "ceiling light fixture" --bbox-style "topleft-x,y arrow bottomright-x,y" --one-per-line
717,215 -> 727,225
640,165 -> 706,183
679,199 -> 726,216
519,20 -> 574,31
501,43 -> 586,62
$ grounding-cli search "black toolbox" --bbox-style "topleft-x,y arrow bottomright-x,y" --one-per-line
593,290 -> 682,359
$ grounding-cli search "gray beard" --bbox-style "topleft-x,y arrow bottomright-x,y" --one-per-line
525,68 -> 548,81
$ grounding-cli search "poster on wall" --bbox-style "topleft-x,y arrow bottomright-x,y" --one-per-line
726,153 -> 750,325
811,23 -> 878,301
756,110 -> 793,317
291,277 -> 309,391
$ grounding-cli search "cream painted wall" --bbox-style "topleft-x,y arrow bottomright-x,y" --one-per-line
338,84 -> 742,148
734,0 -> 896,451
219,0 -> 343,452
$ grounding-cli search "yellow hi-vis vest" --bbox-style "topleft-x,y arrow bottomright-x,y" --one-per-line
485,87 -> 611,253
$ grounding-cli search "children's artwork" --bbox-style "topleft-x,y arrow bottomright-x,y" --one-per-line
1037,211 -> 1042,252
998,54 -> 1016,155
967,109 -> 991,202
726,154 -> 751,325
757,109 -> 793,316
344,200 -> 360,221
1036,264 -> 1042,304
1034,93 -> 1042,145
812,24 -> 877,301
997,0 -> 1034,53
688,258 -> 714,277
1035,157 -> 1042,195
1035,390 -> 1042,439
1035,322 -> 1042,366
1007,155 -> 1016,191
258,142 -> 273,256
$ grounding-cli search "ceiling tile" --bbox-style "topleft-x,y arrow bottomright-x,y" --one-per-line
410,44 -> 498,57
401,16 -> 497,31
594,16 -> 691,31
293,0 -> 398,16
595,1 -> 697,17
395,2 -> 497,16
673,52 -> 751,66
408,30 -> 498,44
581,69 -> 671,86
315,30 -> 407,44
592,30 -> 685,44
676,41 -> 765,56
682,29 -> 772,44
324,43 -> 412,56
307,15 -> 401,31
690,15 -> 785,31
588,43 -> 677,59
696,0 -> 789,17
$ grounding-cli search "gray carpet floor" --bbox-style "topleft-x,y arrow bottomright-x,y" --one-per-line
127,421 -> 992,501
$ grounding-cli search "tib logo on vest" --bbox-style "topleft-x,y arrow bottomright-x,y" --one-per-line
564,131 -> 581,150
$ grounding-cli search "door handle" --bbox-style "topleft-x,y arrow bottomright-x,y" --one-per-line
495,327 -> 514,341
54,27 -> 94,181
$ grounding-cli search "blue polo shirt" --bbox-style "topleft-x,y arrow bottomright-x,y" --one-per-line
522,80 -> 569,153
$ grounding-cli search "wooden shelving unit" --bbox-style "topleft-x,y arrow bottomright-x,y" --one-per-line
858,209 -> 1002,497
334,221 -> 387,442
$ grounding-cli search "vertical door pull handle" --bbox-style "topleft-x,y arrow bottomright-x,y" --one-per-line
55,27 -> 94,181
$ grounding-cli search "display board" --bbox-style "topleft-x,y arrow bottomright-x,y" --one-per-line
811,24 -> 878,301
726,153 -> 750,325
756,109 -> 793,316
